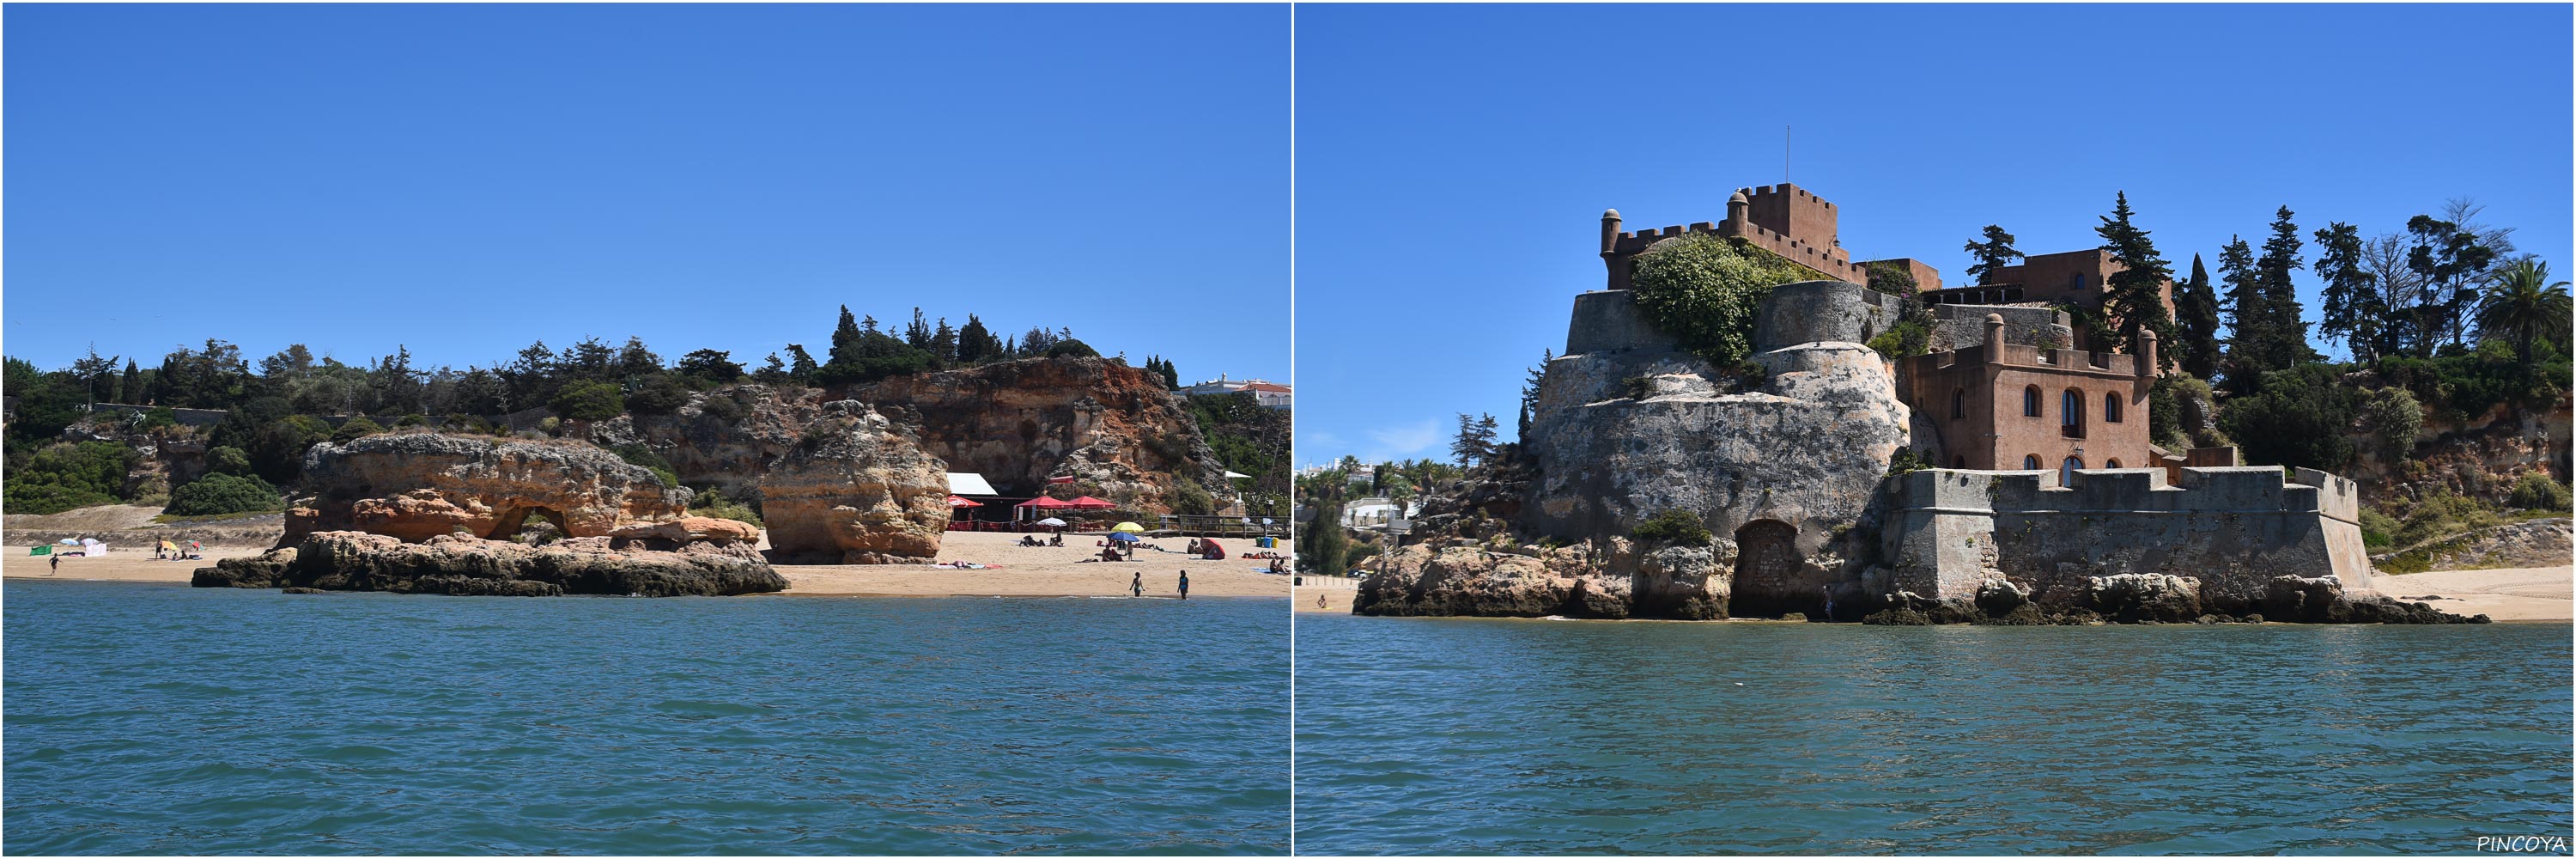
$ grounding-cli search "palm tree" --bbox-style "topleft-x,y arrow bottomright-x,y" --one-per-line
2475,259 -> 2573,363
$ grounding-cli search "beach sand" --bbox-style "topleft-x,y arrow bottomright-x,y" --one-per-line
1294,575 -> 1359,613
3,546 -> 261,583
3,530 -> 1291,599
776,530 -> 1290,598
2372,565 -> 2573,623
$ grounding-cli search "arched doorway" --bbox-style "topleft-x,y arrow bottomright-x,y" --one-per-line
1731,519 -> 1805,618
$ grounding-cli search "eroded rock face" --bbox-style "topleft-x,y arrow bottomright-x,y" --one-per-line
855,356 -> 1230,512
761,401 -> 951,564
284,433 -> 686,545
606,516 -> 761,545
1352,538 -> 1728,619
194,531 -> 784,597
592,384 -> 830,503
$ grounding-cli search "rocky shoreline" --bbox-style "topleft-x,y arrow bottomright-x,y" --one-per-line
1353,539 -> 2489,625
194,530 -> 786,597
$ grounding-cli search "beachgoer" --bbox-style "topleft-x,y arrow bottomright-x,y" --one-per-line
1177,570 -> 1189,600
1317,592 -> 1327,610
49,554 -> 61,573
1131,571 -> 1143,598
1049,533 -> 1063,547
1188,538 -> 1203,555
1821,587 -> 1834,622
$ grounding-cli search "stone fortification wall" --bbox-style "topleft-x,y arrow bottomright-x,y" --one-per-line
1924,303 -> 2069,351
1880,466 -> 2372,611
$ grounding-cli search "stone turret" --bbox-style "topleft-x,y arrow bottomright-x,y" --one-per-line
1600,209 -> 1622,277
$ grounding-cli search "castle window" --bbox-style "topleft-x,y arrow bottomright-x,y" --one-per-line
1951,388 -> 1966,420
2022,454 -> 2041,470
2061,456 -> 2082,487
2061,389 -> 2085,439
2105,458 -> 2123,468
1953,455 -> 1967,469
2022,386 -> 2041,417
2104,392 -> 2123,423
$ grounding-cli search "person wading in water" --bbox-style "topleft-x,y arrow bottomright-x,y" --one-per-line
1131,570 -> 1143,598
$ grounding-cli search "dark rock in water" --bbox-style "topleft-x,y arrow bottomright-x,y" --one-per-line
280,587 -> 326,594
1779,612 -> 1808,623
193,532 -> 786,597
2257,574 -> 2486,624
1862,608 -> 1933,626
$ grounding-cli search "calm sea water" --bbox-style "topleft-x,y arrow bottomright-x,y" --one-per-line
5,581 -> 1287,855
1294,615 -> 2573,855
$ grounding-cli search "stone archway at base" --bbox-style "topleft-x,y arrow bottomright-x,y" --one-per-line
1730,519 -> 1807,618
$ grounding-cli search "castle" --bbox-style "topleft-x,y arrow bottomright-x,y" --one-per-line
1500,182 -> 2372,617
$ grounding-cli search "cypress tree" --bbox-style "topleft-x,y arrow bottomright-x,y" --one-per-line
2312,222 -> 2382,362
2172,254 -> 2222,380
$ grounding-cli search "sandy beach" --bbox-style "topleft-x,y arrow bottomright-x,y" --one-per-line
1295,574 -> 1359,613
3,546 -> 260,583
776,530 -> 1290,598
2372,565 -> 2573,623
4,529 -> 1291,599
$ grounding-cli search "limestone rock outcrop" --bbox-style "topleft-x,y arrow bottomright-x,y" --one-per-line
591,384 -> 829,503
1353,537 -> 1728,619
195,531 -> 785,597
855,356 -> 1230,512
283,433 -> 686,545
761,401 -> 951,564
605,515 -> 762,545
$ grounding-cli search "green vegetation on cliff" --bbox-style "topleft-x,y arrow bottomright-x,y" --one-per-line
1626,234 -> 1812,366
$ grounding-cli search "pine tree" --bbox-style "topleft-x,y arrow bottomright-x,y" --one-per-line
1474,413 -> 1500,454
905,308 -> 932,349
785,344 -> 818,382
1519,348 -> 1552,437
930,318 -> 957,367
2172,253 -> 2223,380
1449,413 -> 1482,466
957,314 -> 995,363
2239,206 -> 2319,373
2312,222 -> 2383,362
118,359 -> 139,405
828,307 -> 864,368
1963,224 -> 2025,285
2093,192 -> 2176,366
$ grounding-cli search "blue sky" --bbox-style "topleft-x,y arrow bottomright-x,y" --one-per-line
4,4 -> 1287,384
1295,3 -> 2572,466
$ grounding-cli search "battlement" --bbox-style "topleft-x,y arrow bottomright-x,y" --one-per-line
1598,181 -> 1935,292
1914,343 -> 2145,378
1896,466 -> 2354,521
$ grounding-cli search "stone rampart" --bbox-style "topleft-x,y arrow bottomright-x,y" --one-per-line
1880,466 -> 2373,611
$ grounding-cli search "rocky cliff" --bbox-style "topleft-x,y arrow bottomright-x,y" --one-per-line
592,384 -> 830,502
760,401 -> 953,564
854,356 -> 1230,512
283,432 -> 687,545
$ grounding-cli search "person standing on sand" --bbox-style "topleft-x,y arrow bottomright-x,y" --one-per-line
49,554 -> 61,574
1131,570 -> 1143,598
1177,570 -> 1189,600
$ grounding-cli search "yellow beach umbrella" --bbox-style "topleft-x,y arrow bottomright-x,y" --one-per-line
1113,521 -> 1145,533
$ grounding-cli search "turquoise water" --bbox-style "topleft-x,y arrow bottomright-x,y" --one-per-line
5,581 -> 1287,855
1294,615 -> 2573,855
